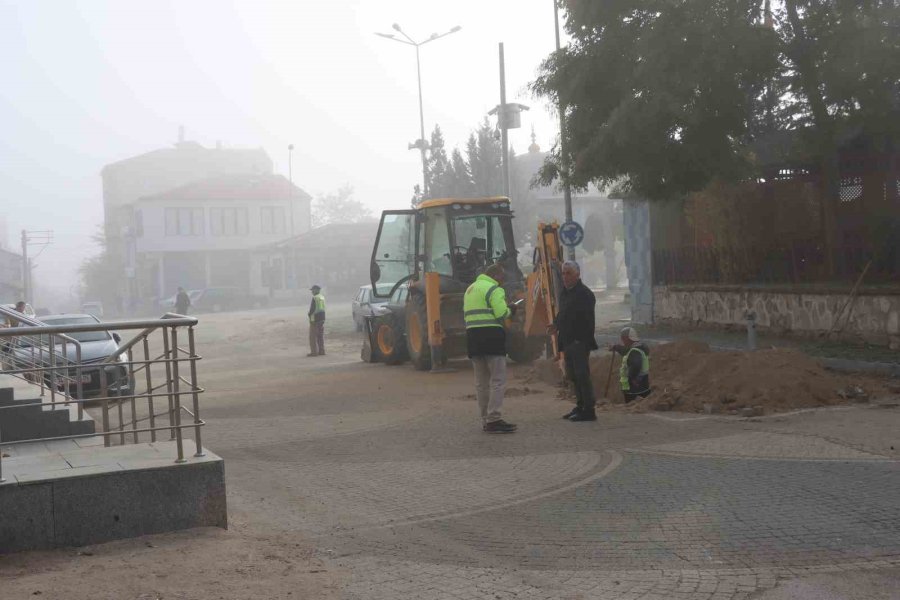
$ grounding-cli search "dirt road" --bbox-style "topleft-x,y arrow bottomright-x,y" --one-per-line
1,303 -> 899,600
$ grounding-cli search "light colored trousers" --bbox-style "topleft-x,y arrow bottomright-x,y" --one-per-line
471,355 -> 506,423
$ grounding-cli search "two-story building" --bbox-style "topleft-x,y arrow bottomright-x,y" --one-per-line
100,136 -> 276,313
133,173 -> 311,302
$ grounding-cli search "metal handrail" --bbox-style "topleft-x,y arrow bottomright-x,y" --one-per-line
0,313 -> 205,483
0,305 -> 85,415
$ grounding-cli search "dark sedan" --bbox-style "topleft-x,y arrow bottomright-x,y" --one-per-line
12,314 -> 134,399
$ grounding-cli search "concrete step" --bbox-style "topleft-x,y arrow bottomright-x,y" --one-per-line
0,386 -> 96,443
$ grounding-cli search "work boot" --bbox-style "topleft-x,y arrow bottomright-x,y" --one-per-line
483,419 -> 517,434
306,352 -> 319,357
568,410 -> 597,422
562,407 -> 580,420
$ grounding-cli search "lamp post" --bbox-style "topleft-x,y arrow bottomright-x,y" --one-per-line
287,144 -> 295,237
376,23 -> 462,199
287,144 -> 295,294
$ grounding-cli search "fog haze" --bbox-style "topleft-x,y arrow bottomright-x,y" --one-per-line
0,0 -> 561,306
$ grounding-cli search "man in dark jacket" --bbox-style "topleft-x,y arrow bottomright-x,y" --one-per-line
609,327 -> 651,403
175,287 -> 191,315
548,261 -> 599,422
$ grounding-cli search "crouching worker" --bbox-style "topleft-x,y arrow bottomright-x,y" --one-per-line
609,327 -> 651,403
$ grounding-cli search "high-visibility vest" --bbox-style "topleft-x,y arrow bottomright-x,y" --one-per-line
463,274 -> 510,330
309,294 -> 326,322
619,346 -> 650,392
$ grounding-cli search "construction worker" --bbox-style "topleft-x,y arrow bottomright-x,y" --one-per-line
609,327 -> 651,403
307,285 -> 326,357
464,262 -> 517,434
549,261 -> 598,422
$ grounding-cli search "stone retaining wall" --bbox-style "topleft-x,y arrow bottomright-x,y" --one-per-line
653,285 -> 900,349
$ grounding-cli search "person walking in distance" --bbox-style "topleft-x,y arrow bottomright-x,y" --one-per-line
307,285 -> 326,357
174,287 -> 191,315
464,263 -> 518,434
608,327 -> 651,403
548,261 -> 599,422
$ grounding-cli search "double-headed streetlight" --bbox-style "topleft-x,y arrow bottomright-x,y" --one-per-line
376,23 -> 462,199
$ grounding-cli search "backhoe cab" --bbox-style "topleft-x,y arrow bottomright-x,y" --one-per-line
363,197 -> 549,370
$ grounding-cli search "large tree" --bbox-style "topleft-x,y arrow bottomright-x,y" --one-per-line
532,0 -> 780,200
426,125 -> 453,199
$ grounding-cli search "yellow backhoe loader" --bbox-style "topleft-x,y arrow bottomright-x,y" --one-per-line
361,196 -> 564,370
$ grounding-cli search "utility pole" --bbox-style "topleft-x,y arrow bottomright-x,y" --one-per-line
554,1 -> 576,260
20,230 -> 29,304
499,43 -> 510,198
20,229 -> 52,305
489,44 -> 528,202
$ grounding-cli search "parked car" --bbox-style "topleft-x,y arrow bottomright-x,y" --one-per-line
11,313 -> 134,399
191,287 -> 268,313
351,284 -> 391,331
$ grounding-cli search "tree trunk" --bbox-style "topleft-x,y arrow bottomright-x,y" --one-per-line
784,0 -> 840,276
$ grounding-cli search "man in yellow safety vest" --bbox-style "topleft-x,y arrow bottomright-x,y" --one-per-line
608,327 -> 651,403
463,263 -> 518,433
307,285 -> 326,357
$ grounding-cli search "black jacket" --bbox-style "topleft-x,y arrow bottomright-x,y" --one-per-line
555,280 -> 598,351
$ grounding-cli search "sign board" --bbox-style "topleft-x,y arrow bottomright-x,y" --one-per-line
559,221 -> 584,248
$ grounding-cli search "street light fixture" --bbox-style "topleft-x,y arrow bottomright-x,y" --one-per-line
376,22 -> 462,199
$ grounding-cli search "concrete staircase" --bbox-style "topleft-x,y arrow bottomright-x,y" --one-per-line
0,384 -> 95,443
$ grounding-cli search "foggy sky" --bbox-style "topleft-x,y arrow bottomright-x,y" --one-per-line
0,0 -> 563,306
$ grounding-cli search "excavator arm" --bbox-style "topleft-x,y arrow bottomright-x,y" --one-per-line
524,222 -> 564,358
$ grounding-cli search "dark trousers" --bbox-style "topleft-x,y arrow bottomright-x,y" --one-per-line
309,320 -> 325,355
564,341 -> 595,413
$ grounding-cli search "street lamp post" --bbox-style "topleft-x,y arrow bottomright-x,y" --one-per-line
288,144 -> 295,237
376,23 -> 462,200
287,144 -> 295,295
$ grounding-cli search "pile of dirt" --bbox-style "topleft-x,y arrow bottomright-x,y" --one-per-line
531,340 -> 889,415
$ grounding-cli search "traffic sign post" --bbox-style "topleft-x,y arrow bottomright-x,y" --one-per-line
559,221 -> 584,249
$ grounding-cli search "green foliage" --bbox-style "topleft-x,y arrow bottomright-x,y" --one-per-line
311,185 -> 373,227
424,120 -> 503,200
533,0 -> 899,200
79,226 -> 123,310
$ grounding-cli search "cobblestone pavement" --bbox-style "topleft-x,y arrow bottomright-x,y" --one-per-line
200,307 -> 900,599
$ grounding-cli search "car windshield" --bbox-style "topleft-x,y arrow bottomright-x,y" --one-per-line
24,317 -> 111,345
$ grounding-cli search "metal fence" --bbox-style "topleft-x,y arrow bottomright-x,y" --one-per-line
0,308 -> 205,483
652,242 -> 900,286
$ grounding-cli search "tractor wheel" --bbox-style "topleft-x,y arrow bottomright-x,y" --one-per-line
405,293 -> 432,371
375,318 -> 408,365
507,334 -> 545,364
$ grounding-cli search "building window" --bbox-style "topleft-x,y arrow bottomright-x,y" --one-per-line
210,207 -> 249,236
165,207 -> 205,236
260,206 -> 286,235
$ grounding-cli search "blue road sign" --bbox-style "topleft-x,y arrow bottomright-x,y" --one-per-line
559,221 -> 584,248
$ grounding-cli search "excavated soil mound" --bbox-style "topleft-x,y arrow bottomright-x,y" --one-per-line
530,340 -> 888,415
